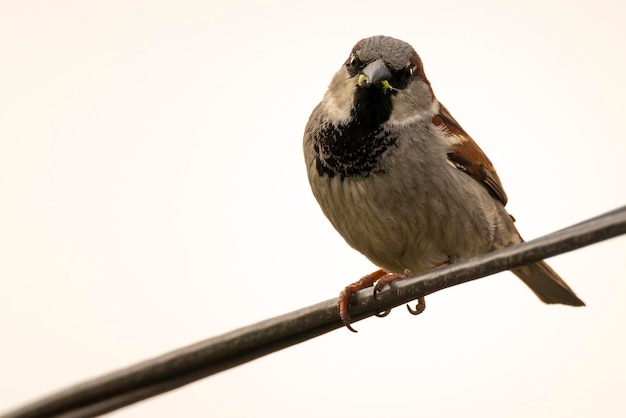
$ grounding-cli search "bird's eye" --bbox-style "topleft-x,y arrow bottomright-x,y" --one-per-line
349,54 -> 362,67
346,53 -> 364,75
403,66 -> 415,78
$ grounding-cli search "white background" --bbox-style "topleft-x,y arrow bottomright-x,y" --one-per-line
1,0 -> 625,417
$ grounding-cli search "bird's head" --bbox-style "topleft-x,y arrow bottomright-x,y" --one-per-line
322,35 -> 435,127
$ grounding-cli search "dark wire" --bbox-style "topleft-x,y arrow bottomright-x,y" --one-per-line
4,205 -> 626,418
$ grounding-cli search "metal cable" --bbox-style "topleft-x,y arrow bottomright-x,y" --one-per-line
4,205 -> 626,418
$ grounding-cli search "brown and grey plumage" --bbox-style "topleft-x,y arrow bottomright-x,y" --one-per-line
303,35 -> 584,331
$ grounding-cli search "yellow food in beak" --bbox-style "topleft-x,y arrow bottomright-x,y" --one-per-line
380,80 -> 395,92
357,74 -> 395,91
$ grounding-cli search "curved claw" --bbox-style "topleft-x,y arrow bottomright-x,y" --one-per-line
373,284 -> 383,299
345,323 -> 358,333
373,272 -> 404,298
338,291 -> 358,333
340,308 -> 359,333
338,269 -> 388,332
375,309 -> 391,317
373,279 -> 390,299
406,296 -> 426,315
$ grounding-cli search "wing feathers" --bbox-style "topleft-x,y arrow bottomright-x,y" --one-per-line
434,104 -> 508,206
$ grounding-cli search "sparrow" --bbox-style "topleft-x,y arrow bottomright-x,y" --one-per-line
303,35 -> 584,332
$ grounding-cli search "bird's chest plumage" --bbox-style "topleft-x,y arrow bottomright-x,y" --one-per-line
305,119 -> 496,274
312,121 -> 398,178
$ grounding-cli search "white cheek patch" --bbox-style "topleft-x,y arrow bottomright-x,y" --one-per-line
321,71 -> 356,123
385,94 -> 440,128
321,91 -> 352,123
386,110 -> 428,127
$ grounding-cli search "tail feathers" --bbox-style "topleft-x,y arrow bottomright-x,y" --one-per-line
512,260 -> 585,306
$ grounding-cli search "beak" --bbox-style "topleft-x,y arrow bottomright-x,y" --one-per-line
357,59 -> 392,88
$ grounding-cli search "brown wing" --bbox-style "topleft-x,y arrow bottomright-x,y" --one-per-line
433,104 -> 508,206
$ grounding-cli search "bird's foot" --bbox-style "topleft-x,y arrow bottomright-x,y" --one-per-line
339,267 -> 432,332
373,269 -> 412,296
400,261 -> 450,315
338,269 -> 387,333
407,296 -> 426,315
372,269 -> 426,317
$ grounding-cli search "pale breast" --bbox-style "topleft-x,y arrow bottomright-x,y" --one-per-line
304,117 -> 508,274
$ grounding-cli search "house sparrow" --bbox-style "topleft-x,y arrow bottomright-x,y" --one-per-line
303,35 -> 584,332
